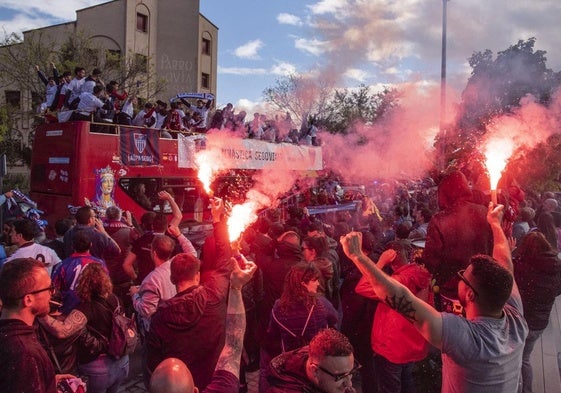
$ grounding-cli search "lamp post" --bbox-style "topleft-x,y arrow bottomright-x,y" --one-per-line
440,0 -> 449,131
438,0 -> 450,170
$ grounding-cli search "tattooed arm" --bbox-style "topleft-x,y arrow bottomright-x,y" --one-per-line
214,257 -> 257,376
38,309 -> 87,339
341,232 -> 443,349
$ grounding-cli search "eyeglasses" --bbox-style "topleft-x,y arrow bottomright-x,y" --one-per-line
311,361 -> 361,382
20,285 -> 55,299
457,269 -> 479,297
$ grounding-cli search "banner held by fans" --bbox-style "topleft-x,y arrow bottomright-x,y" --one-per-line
177,134 -> 322,170
120,127 -> 160,165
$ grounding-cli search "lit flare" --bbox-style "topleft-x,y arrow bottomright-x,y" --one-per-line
227,201 -> 259,243
195,152 -> 215,196
483,137 -> 514,204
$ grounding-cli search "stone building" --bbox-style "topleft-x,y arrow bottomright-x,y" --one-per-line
0,0 -> 218,157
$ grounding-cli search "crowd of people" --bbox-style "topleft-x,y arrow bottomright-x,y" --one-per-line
2,166 -> 561,393
35,65 -> 319,144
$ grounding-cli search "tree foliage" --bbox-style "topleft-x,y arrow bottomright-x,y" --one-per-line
263,74 -> 333,126
507,134 -> 561,192
443,38 -> 561,192
456,37 -> 560,134
0,32 -> 55,101
0,105 -> 31,166
319,85 -> 400,134
263,75 -> 400,134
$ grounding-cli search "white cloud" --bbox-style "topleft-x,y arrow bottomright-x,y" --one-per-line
218,66 -> 267,76
344,68 -> 368,82
294,37 -> 328,56
233,39 -> 264,60
0,14 -> 47,37
277,13 -> 302,26
308,0 -> 349,15
383,67 -> 401,76
270,61 -> 296,76
0,1 -> 107,36
234,98 -> 270,115
219,62 -> 296,77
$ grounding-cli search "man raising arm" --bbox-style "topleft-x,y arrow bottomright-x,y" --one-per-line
149,256 -> 257,393
340,202 -> 528,393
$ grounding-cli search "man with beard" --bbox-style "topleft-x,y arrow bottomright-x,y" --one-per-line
0,258 -> 74,392
266,328 -> 357,393
340,203 -> 528,393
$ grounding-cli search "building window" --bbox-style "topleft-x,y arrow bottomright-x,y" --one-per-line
201,73 -> 210,89
137,13 -> 148,32
202,38 -> 211,55
135,54 -> 148,73
31,92 -> 42,108
5,91 -> 21,109
106,49 -> 121,68
85,48 -> 99,66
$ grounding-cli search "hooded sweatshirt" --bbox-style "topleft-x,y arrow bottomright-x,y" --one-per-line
0,319 -> 56,393
266,346 -> 323,393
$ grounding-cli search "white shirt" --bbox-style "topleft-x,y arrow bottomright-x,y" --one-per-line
7,242 -> 61,275
66,77 -> 85,103
155,112 -> 167,129
76,92 -> 104,113
80,79 -> 97,95
133,109 -> 156,127
192,106 -> 210,128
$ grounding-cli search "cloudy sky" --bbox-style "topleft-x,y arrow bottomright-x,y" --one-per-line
2,0 -> 561,111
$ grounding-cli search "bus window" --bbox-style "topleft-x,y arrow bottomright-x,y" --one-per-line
119,178 -> 156,210
119,177 -> 205,215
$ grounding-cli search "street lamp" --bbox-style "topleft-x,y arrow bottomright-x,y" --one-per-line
440,0 -> 449,131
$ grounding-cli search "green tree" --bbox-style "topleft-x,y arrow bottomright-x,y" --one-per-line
264,75 -> 400,134
263,74 -> 333,125
436,38 -> 561,186
0,104 -> 31,166
457,37 -> 560,134
506,134 -> 561,192
319,85 -> 400,134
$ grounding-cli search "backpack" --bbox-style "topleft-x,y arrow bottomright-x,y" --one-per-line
107,300 -> 140,358
92,297 -> 140,359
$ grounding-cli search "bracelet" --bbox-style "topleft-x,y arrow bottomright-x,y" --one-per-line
230,285 -> 243,291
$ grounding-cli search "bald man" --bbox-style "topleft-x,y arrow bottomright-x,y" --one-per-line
149,255 -> 257,393
150,358 -> 195,393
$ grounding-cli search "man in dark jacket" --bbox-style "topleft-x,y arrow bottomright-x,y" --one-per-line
423,170 -> 493,308
513,231 -> 561,393
0,258 -> 69,392
266,328 -> 357,393
146,198 -> 231,390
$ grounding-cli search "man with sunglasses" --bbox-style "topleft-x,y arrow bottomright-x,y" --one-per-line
0,258 -> 73,392
266,328 -> 358,393
340,203 -> 528,393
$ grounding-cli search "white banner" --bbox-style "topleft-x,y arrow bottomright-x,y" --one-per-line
177,134 -> 322,170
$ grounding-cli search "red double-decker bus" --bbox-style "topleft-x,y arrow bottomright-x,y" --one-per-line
30,121 -> 323,237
